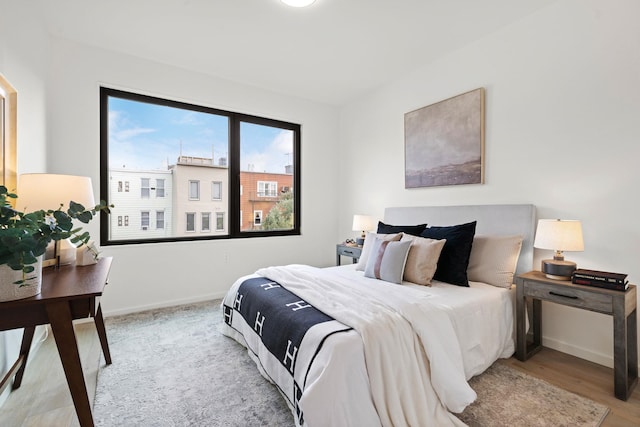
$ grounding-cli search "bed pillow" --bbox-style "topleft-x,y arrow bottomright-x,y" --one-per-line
377,221 -> 427,236
400,234 -> 447,286
364,239 -> 412,284
420,221 -> 477,287
355,232 -> 402,271
467,234 -> 523,288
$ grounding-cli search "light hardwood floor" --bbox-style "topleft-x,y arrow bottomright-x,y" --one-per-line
0,324 -> 638,426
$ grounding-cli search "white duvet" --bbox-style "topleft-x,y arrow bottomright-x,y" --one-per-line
221,264 -> 515,427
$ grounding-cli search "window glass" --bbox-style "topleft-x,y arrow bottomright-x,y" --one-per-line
141,211 -> 150,229
100,87 -> 299,245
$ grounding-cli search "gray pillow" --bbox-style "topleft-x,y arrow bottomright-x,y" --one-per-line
364,239 -> 412,284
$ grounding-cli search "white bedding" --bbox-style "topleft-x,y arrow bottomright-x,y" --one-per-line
221,263 -> 515,427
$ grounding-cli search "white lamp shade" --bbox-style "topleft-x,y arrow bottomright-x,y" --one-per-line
15,174 -> 96,212
352,214 -> 375,232
533,219 -> 584,252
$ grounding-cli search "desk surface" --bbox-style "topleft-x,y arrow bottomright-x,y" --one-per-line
0,257 -> 112,308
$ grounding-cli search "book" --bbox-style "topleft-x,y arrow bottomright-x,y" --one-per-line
572,268 -> 627,285
571,276 -> 629,291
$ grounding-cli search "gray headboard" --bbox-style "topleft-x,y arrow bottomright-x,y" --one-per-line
384,204 -> 536,275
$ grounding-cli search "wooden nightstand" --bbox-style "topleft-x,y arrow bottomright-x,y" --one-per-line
336,244 -> 362,266
515,270 -> 638,400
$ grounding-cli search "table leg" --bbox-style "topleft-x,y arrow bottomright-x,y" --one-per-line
11,326 -> 36,390
46,300 -> 94,427
93,303 -> 112,365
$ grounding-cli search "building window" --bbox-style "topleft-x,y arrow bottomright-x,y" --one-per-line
100,87 -> 300,245
156,211 -> 165,229
124,215 -> 129,226
118,181 -> 123,192
186,213 -> 196,232
212,181 -> 222,200
189,180 -> 200,200
216,212 -> 225,231
141,178 -> 150,199
141,211 -> 150,230
117,216 -> 123,226
201,212 -> 211,231
254,210 -> 262,226
257,181 -> 277,197
156,179 -> 165,198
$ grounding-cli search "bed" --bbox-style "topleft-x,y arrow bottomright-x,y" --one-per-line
221,204 -> 536,426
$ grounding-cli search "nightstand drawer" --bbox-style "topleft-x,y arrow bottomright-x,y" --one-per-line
525,281 -> 613,314
337,246 -> 361,258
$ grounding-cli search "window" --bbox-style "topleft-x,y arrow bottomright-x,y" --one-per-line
141,211 -> 150,230
254,210 -> 263,226
257,181 -> 277,197
156,179 -> 165,198
216,212 -> 225,231
202,212 -> 211,232
189,180 -> 200,200
118,181 -> 123,192
156,211 -> 165,229
124,215 -> 129,226
186,213 -> 196,232
100,87 -> 300,245
141,178 -> 150,199
212,181 -> 222,200
117,216 -> 123,226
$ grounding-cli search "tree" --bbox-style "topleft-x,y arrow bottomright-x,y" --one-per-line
262,191 -> 294,230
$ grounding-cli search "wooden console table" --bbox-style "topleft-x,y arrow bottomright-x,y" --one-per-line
0,257 -> 113,427
515,270 -> 638,400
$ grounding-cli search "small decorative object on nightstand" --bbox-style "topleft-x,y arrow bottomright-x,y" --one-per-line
336,243 -> 362,266
533,219 -> 584,280
515,270 -> 638,401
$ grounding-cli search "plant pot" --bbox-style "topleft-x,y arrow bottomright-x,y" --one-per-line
0,256 -> 43,302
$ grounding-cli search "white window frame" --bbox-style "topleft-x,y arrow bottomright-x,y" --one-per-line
189,180 -> 200,200
141,211 -> 150,230
257,181 -> 277,197
156,210 -> 165,229
156,179 -> 165,198
141,178 -> 150,199
254,210 -> 263,226
186,212 -> 196,232
201,212 -> 211,232
212,181 -> 222,200
216,212 -> 225,231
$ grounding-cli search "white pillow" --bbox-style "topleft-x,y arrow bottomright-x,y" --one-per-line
364,239 -> 412,284
400,234 -> 446,286
467,234 -> 523,288
355,232 -> 402,271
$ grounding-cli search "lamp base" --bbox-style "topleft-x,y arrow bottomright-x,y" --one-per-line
356,237 -> 365,246
541,259 -> 576,280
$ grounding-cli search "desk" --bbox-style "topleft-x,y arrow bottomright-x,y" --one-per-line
0,257 -> 113,427
515,270 -> 638,401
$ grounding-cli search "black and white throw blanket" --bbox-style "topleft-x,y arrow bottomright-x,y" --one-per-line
222,276 -> 352,426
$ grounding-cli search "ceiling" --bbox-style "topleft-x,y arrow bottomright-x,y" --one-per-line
37,0 -> 557,105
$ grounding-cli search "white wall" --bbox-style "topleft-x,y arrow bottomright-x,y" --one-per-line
45,38 -> 340,315
338,0 -> 640,368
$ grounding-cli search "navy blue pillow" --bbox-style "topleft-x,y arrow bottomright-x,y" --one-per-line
377,221 -> 427,236
420,221 -> 477,287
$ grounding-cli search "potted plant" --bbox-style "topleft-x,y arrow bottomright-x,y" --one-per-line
0,185 -> 111,300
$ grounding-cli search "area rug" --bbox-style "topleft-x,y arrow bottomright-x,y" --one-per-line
93,300 -> 609,426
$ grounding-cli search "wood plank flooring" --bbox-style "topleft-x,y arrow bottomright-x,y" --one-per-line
0,324 -> 637,426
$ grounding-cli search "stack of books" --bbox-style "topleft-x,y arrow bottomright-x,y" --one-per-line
571,269 -> 629,291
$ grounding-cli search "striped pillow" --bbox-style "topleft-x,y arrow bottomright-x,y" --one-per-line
364,238 -> 412,284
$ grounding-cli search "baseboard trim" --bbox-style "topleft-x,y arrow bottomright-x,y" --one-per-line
543,336 -> 614,368
102,292 -> 227,317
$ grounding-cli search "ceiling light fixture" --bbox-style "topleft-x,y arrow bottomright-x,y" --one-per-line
281,0 -> 316,7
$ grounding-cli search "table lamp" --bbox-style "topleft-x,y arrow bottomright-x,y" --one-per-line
533,219 -> 584,280
15,174 -> 96,268
352,214 -> 374,246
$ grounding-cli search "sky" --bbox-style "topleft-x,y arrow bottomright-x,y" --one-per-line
108,96 -> 294,174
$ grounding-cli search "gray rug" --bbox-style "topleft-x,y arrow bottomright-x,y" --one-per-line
93,300 -> 609,426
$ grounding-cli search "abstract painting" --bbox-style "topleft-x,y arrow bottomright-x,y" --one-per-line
404,88 -> 485,188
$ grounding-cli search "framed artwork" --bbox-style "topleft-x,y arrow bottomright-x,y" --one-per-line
0,73 -> 17,193
404,88 -> 485,188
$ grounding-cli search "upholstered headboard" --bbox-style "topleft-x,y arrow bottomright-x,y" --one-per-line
383,204 -> 536,275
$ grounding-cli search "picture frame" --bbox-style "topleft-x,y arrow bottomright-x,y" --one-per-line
404,88 -> 485,188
